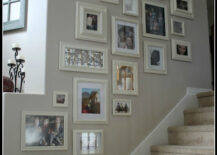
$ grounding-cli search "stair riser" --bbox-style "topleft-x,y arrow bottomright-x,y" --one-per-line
152,152 -> 214,155
168,131 -> 214,146
184,112 -> 214,125
198,96 -> 214,107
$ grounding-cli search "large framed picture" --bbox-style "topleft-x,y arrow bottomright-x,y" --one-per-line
112,16 -> 140,57
171,39 -> 192,62
113,99 -> 132,116
75,1 -> 107,43
101,0 -> 119,4
142,0 -> 169,40
53,91 -> 68,107
144,41 -> 167,74
170,0 -> 194,19
171,18 -> 185,36
123,0 -> 138,16
73,78 -> 108,124
112,60 -> 138,95
73,129 -> 104,155
21,111 -> 68,151
59,42 -> 108,74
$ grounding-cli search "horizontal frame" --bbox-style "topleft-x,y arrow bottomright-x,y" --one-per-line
112,16 -> 140,57
101,0 -> 119,4
123,0 -> 139,16
113,99 -> 132,116
73,129 -> 104,155
171,39 -> 192,62
171,18 -> 185,36
144,41 -> 167,74
53,91 -> 68,107
73,78 -> 108,124
142,0 -> 169,40
75,1 -> 107,43
59,41 -> 108,74
21,111 -> 68,151
112,60 -> 139,95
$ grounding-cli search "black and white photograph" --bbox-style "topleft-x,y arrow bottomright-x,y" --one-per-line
176,0 -> 188,11
113,99 -> 132,116
86,14 -> 98,31
123,0 -> 138,16
171,18 -> 185,36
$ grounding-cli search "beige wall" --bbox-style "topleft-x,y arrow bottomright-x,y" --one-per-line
3,0 -> 212,155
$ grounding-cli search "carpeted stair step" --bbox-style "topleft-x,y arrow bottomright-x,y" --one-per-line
197,91 -> 214,107
168,125 -> 214,146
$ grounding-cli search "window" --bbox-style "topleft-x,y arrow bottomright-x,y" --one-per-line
3,0 -> 26,31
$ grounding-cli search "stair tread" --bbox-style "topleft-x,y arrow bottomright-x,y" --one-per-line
184,107 -> 214,114
151,145 -> 214,154
168,125 -> 214,132
197,91 -> 214,98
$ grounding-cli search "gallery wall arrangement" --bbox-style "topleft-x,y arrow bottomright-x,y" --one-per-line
20,0 -> 195,154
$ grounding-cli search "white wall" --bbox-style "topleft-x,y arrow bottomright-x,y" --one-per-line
3,0 -> 48,94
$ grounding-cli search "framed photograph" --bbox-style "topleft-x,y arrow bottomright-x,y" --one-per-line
21,111 -> 68,151
53,91 -> 68,107
113,99 -> 132,116
142,0 -> 169,40
171,39 -> 192,62
170,0 -> 194,19
101,0 -> 119,4
171,18 -> 185,36
112,60 -> 138,95
75,1 -> 107,43
73,78 -> 108,124
144,41 -> 167,74
112,16 -> 140,57
73,129 -> 104,155
59,42 -> 108,74
123,0 -> 138,16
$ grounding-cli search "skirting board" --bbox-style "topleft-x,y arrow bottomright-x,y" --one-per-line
130,87 -> 212,155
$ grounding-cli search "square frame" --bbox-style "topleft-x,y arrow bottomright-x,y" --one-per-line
101,0 -> 119,4
170,0 -> 194,19
142,0 -> 169,40
73,129 -> 104,155
73,78 -> 108,124
53,91 -> 68,107
171,39 -> 192,62
113,99 -> 132,116
112,16 -> 140,57
144,41 -> 167,74
123,0 -> 139,16
112,60 -> 138,95
75,1 -> 107,43
59,41 -> 108,74
171,18 -> 185,36
21,111 -> 68,151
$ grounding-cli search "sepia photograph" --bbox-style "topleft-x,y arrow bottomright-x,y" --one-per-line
113,99 -> 132,116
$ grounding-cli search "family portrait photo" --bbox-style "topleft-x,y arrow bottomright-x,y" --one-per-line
113,99 -> 132,116
86,13 -> 98,31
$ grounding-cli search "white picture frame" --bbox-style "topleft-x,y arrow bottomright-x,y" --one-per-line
123,0 -> 138,16
142,0 -> 169,40
171,39 -> 192,62
101,0 -> 119,4
75,1 -> 107,43
73,77 -> 108,124
144,41 -> 167,74
112,60 -> 138,95
112,16 -> 140,57
53,91 -> 68,107
171,18 -> 185,36
59,42 -> 108,74
21,111 -> 68,151
73,129 -> 104,155
113,99 -> 132,116
170,0 -> 194,19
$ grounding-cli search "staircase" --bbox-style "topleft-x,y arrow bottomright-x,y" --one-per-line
151,91 -> 215,155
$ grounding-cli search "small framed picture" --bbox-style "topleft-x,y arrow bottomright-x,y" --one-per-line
73,78 -> 108,124
53,91 -> 68,107
171,39 -> 192,62
59,42 -> 108,74
170,0 -> 194,19
73,129 -> 104,155
171,18 -> 185,36
112,60 -> 138,95
21,111 -> 68,151
75,1 -> 107,43
113,99 -> 132,116
144,41 -> 167,74
123,0 -> 138,16
112,16 -> 140,57
142,0 -> 169,40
